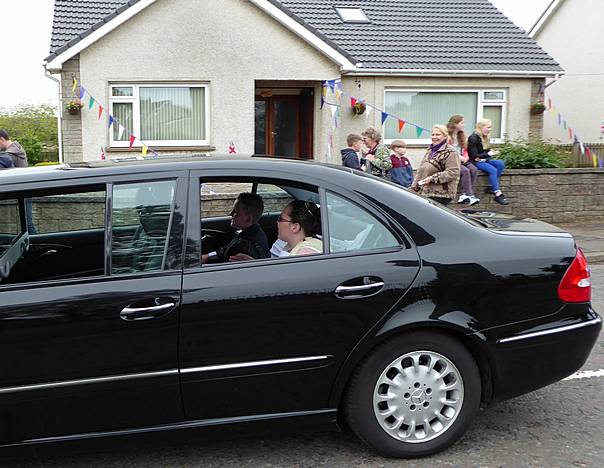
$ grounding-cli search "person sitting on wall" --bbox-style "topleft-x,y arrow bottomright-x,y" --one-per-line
202,192 -> 270,263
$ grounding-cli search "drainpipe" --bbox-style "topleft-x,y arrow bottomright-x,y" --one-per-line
43,64 -> 63,164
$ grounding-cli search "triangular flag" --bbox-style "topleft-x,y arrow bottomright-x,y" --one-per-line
334,89 -> 341,100
557,114 -> 561,125
118,124 -> 125,140
381,112 -> 389,125
547,98 -> 552,110
351,97 -> 357,107
88,96 -> 95,109
321,86 -> 327,98
129,134 -> 136,149
320,97 -> 325,110
365,105 -> 372,119
98,105 -> 103,119
142,145 -> 148,157
568,128 -> 573,140
398,120 -> 406,133
79,87 -> 86,100
563,120 -> 567,130
327,80 -> 335,92
100,146 -> 105,161
579,142 -> 585,155
416,127 -> 424,138
71,79 -> 77,95
108,115 -> 115,128
337,81 -> 343,91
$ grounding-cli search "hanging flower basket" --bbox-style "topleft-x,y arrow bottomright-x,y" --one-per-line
530,102 -> 546,115
352,101 -> 367,115
66,99 -> 83,115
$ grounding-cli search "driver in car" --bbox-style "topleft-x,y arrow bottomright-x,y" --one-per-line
202,192 -> 270,264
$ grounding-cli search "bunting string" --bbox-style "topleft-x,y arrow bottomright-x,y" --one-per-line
69,78 -> 159,160
321,79 -> 430,137
544,90 -> 602,168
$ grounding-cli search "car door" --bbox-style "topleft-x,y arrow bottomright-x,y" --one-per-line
179,173 -> 420,421
0,172 -> 187,444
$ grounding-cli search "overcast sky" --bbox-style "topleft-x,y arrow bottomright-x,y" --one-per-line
0,0 -> 552,111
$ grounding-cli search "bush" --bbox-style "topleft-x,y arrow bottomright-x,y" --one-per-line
497,138 -> 571,169
0,104 -> 59,164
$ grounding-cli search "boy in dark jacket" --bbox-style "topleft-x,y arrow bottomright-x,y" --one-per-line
0,153 -> 14,168
341,133 -> 363,170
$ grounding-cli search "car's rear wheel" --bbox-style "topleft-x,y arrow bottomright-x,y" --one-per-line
344,331 -> 481,458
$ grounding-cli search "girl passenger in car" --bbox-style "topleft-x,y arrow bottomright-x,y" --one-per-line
277,200 -> 322,256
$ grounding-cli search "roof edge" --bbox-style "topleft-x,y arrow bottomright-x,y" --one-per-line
44,0 -> 157,70
249,0 -> 357,69
344,67 -> 564,78
529,0 -> 565,37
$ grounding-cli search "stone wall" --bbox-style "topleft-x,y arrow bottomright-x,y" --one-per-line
471,168 -> 604,224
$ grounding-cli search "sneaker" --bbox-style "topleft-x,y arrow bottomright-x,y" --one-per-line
494,194 -> 508,205
468,195 -> 480,205
484,187 -> 495,194
457,194 -> 470,204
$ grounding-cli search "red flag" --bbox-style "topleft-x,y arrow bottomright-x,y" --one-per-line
129,134 -> 136,149
351,97 -> 357,107
586,147 -> 591,158
98,105 -> 103,119
568,128 -> 573,140
398,119 -> 406,133
100,146 -> 105,161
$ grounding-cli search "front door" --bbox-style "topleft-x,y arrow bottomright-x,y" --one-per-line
178,173 -> 420,421
255,90 -> 313,159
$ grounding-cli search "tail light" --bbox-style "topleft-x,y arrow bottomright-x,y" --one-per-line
558,248 -> 591,303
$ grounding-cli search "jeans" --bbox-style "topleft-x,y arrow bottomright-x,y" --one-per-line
475,159 -> 505,192
459,163 -> 478,195
390,167 -> 412,187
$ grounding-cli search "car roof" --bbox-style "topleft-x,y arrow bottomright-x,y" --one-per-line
0,155 -> 365,186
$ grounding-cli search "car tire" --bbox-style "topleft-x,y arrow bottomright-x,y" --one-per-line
344,331 -> 481,458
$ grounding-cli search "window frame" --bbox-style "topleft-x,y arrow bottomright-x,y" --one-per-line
108,83 -> 211,148
383,88 -> 508,145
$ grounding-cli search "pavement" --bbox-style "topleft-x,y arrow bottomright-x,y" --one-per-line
559,222 -> 604,264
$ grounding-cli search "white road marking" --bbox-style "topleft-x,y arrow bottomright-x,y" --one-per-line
563,369 -> 604,381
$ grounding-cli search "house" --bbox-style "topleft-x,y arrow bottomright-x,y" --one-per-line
44,0 -> 562,164
529,0 -> 604,143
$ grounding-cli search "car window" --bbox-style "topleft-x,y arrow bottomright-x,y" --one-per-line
111,180 -> 176,274
0,199 -> 21,251
326,192 -> 399,253
1,186 -> 106,285
199,178 -> 321,264
29,193 -> 105,234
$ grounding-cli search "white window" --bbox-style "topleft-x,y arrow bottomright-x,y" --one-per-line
383,89 -> 507,144
335,7 -> 370,23
109,84 -> 210,148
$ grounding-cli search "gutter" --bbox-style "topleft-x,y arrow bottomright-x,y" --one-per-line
43,64 -> 63,164
341,67 -> 564,78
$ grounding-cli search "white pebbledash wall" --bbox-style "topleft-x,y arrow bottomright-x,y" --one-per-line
74,0 -> 536,165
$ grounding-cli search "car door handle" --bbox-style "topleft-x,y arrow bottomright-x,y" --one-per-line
120,302 -> 176,321
335,282 -> 385,299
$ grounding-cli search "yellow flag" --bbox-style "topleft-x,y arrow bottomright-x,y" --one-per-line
142,145 -> 148,157
71,78 -> 77,95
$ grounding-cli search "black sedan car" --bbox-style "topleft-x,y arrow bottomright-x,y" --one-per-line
0,157 -> 600,458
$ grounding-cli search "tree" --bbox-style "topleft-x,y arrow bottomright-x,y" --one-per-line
0,104 -> 59,165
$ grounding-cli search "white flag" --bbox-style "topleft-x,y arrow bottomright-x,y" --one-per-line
118,125 -> 125,140
579,142 -> 585,155
329,104 -> 337,117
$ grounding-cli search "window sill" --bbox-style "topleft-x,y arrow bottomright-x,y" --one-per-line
107,145 -> 216,152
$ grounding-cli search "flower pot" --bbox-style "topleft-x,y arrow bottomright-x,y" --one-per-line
352,102 -> 366,115
68,108 -> 80,115
530,104 -> 546,115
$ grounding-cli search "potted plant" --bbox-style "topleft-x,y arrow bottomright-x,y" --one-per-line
66,99 -> 83,115
352,101 -> 367,115
530,102 -> 546,115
